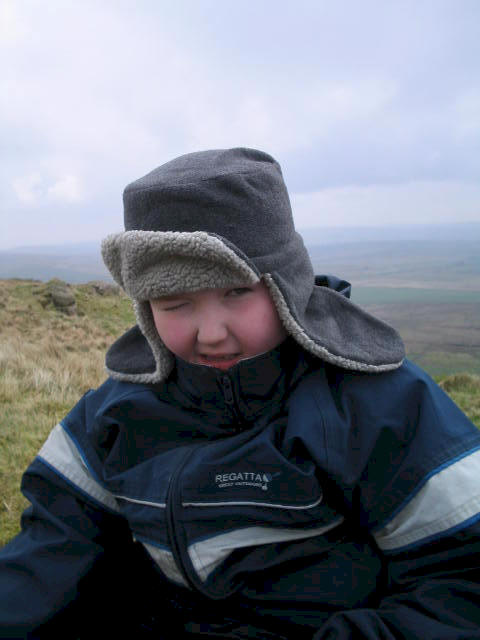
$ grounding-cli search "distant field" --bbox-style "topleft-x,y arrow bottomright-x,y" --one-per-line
349,287 -> 480,376
352,286 -> 480,305
308,234 -> 480,293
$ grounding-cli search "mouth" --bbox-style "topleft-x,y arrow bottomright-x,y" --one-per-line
196,353 -> 241,370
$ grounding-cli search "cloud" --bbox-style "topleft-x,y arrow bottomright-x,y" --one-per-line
1,1 -> 480,249
291,181 -> 480,227
12,172 -> 43,204
454,90 -> 480,138
11,172 -> 83,206
47,175 -> 83,203
0,0 -> 27,46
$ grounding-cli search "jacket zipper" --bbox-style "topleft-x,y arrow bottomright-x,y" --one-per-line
166,445 -> 229,597
166,374 -> 244,593
220,373 -> 245,431
165,447 -> 198,590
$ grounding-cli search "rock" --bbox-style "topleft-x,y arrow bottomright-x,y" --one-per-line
87,280 -> 121,296
47,279 -> 77,315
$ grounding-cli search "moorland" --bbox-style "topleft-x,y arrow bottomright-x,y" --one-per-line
0,277 -> 479,546
1,222 -> 480,544
306,223 -> 480,376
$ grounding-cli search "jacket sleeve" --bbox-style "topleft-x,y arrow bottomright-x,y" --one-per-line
0,460 -> 124,637
0,391 -> 143,638
312,522 -> 480,639
308,361 -> 480,639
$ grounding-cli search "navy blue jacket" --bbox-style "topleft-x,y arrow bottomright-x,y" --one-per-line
1,339 -> 480,638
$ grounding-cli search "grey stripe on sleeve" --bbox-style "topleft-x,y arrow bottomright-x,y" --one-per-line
374,448 -> 480,551
37,423 -> 119,512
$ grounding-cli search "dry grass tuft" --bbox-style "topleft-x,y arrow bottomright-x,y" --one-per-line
0,279 -> 134,544
438,373 -> 480,426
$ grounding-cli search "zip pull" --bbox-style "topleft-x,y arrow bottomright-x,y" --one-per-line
221,374 -> 234,405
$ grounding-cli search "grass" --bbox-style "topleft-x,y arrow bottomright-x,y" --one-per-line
437,373 -> 480,427
0,279 -> 135,545
0,278 -> 479,546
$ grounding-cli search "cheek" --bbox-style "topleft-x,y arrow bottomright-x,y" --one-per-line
151,314 -> 195,358
261,309 -> 287,346
239,302 -> 286,351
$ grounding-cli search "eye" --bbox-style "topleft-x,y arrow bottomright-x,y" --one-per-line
161,302 -> 188,311
226,287 -> 252,297
152,298 -> 189,312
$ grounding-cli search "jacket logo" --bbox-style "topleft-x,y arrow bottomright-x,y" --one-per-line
215,471 -> 273,491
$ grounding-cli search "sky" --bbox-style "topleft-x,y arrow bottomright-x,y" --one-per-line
1,0 -> 479,250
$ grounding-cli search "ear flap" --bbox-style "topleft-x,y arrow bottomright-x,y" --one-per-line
264,275 -> 405,372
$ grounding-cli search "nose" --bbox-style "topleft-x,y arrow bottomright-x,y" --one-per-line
196,309 -> 229,345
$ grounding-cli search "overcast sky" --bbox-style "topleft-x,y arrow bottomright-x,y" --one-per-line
1,0 -> 479,250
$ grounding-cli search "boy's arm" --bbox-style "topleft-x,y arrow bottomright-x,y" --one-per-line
0,379 -> 152,639
305,362 -> 480,639
0,452 -> 134,638
312,521 -> 480,639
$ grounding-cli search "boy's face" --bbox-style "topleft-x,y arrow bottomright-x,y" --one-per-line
150,281 -> 287,370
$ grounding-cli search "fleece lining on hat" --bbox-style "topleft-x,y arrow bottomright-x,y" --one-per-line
102,230 -> 260,300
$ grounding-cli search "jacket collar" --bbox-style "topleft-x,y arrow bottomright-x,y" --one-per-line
168,338 -> 312,422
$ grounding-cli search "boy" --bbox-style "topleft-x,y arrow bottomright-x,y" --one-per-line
1,148 -> 480,638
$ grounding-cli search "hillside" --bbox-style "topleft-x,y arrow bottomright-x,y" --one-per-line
1,226 -> 479,377
0,278 -> 479,546
0,279 -> 135,544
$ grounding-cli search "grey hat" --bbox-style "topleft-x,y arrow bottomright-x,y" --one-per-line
102,147 -> 404,383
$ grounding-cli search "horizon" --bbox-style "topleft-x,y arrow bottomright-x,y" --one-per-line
2,220 -> 480,253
